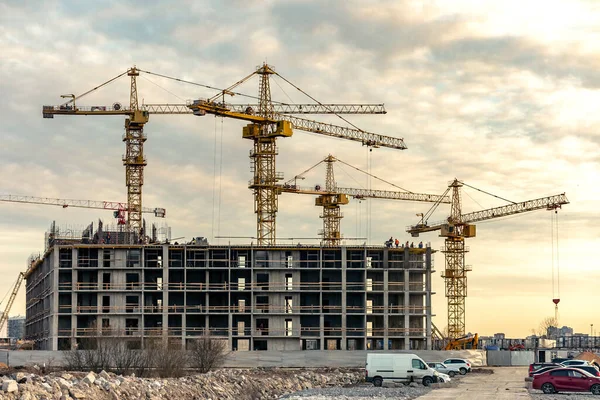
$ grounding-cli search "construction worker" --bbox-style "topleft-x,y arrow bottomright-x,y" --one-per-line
394,238 -> 399,248
410,242 -> 414,248
405,241 -> 409,248
418,241 -> 423,248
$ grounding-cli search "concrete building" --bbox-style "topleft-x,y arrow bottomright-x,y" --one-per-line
547,325 -> 574,338
25,224 -> 435,351
8,316 -> 25,339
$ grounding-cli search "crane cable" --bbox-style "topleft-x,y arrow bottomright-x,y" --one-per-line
551,210 -> 560,303
273,73 -> 366,134
211,117 -> 218,242
283,159 -> 326,186
217,117 -> 224,240
461,182 -> 516,204
138,69 -> 260,101
61,70 -> 130,106
334,157 -> 412,193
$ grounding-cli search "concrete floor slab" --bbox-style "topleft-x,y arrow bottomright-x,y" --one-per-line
417,367 -> 531,399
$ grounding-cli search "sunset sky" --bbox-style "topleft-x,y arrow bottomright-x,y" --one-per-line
1,0 -> 599,338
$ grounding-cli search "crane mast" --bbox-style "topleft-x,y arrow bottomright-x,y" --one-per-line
407,179 -> 569,339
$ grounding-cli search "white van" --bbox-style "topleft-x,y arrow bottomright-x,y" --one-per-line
365,353 -> 440,387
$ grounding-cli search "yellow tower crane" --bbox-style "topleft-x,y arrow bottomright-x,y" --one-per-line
0,273 -> 24,335
188,63 -> 407,245
407,179 -> 569,339
0,194 -> 165,224
0,194 -> 166,332
275,155 -> 450,245
43,65 -> 391,243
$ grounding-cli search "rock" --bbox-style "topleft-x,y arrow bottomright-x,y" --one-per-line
69,387 -> 87,399
99,370 -> 111,380
19,392 -> 33,400
15,372 -> 28,383
2,379 -> 18,393
82,372 -> 96,385
61,373 -> 74,381
41,382 -> 53,391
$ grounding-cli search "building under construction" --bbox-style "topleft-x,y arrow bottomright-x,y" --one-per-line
25,222 -> 434,351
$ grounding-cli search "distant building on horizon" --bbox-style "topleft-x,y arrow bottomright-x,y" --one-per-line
494,333 -> 505,340
548,325 -> 574,338
8,316 -> 25,340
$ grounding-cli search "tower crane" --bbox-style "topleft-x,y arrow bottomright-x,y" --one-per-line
0,273 -> 24,335
43,66 -> 389,241
0,194 -> 165,225
188,63 -> 407,245
406,179 -> 569,339
274,155 -> 450,245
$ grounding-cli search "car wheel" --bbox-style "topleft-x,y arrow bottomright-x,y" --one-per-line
448,371 -> 456,377
459,367 -> 467,375
541,383 -> 555,394
591,384 -> 600,395
373,377 -> 383,387
423,376 -> 434,386
438,377 -> 445,383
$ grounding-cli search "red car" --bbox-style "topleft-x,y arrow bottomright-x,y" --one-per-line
532,367 -> 600,394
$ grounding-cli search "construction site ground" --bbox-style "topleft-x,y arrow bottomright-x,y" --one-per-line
416,367 -> 529,399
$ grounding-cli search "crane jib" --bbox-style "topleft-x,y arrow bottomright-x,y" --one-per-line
406,193 -> 569,233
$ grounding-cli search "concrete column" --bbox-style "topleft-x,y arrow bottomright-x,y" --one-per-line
383,268 -> 389,350
320,314 -> 325,350
71,250 -> 77,349
250,246 -> 255,351
425,248 -> 432,350
404,269 -> 410,350
341,245 -> 347,350
50,247 -> 60,351
227,245 -> 232,351
162,245 -> 169,339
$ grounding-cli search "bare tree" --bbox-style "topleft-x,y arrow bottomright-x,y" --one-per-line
111,340 -> 144,376
188,333 -> 229,373
533,317 -> 559,338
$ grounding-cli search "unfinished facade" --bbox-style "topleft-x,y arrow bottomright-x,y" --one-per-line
26,226 -> 435,351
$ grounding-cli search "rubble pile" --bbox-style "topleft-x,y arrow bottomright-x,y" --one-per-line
0,368 -> 363,400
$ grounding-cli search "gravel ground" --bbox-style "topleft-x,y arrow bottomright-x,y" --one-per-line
279,383 -> 432,400
529,389 -> 597,399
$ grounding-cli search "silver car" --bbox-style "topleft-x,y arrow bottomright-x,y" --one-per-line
428,362 -> 461,377
443,358 -> 472,375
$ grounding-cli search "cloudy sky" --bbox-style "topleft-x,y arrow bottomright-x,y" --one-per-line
1,0 -> 599,338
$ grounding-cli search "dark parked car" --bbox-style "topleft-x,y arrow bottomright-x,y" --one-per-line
532,367 -> 600,394
529,363 -> 560,377
571,365 -> 600,377
531,366 -> 561,377
551,357 -> 572,363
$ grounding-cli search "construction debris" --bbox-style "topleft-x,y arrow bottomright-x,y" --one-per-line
0,368 -> 362,399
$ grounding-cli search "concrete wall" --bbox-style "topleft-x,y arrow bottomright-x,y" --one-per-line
487,351 -> 535,366
1,349 -> 486,368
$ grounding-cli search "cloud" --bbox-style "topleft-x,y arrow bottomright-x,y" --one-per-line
0,0 -> 598,337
